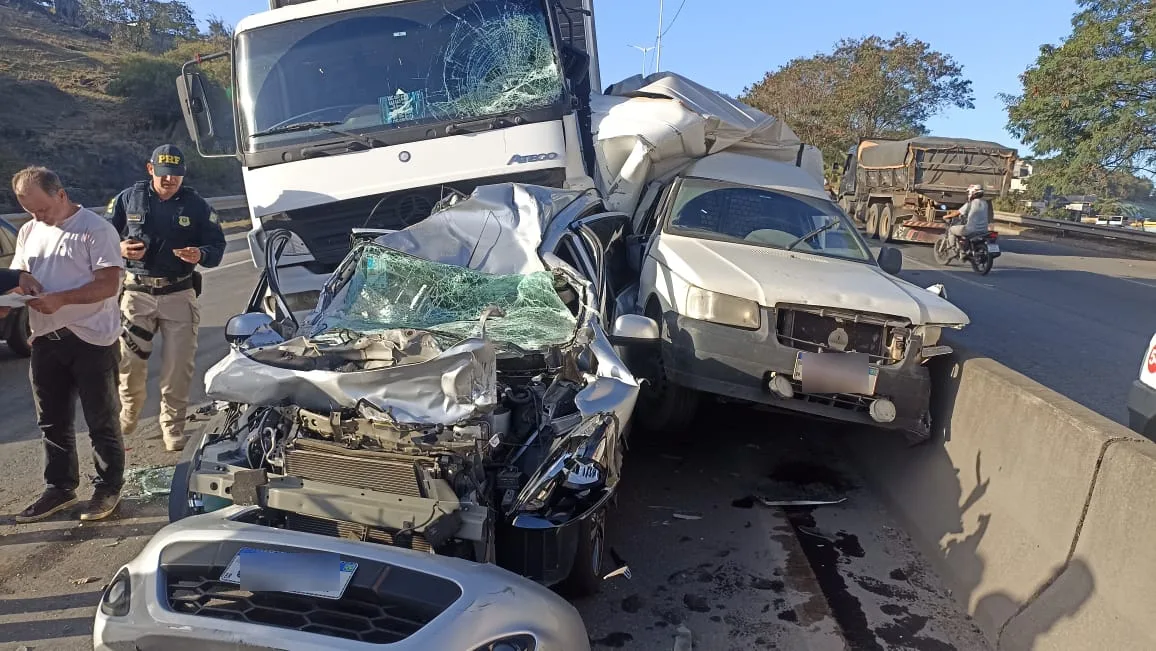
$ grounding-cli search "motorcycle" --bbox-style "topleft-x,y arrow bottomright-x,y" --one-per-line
933,217 -> 1000,275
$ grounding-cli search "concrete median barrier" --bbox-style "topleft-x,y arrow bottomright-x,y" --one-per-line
845,343 -> 1155,649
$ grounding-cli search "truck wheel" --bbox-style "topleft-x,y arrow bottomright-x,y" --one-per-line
879,204 -> 895,242
865,204 -> 881,240
839,196 -> 855,220
5,308 -> 31,357
636,305 -> 699,433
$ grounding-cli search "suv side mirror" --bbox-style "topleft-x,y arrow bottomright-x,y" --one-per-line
878,247 -> 903,275
608,314 -> 660,346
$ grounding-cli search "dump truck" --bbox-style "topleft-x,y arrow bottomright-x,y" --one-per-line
175,0 -> 601,318
833,136 -> 1018,244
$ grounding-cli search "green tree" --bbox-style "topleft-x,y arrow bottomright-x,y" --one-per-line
741,34 -> 975,163
1003,0 -> 1156,194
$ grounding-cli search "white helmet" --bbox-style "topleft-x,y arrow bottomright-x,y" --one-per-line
967,184 -> 984,198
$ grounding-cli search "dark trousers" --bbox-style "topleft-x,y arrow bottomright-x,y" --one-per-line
30,330 -> 125,492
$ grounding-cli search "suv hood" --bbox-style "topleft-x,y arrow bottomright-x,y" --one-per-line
654,234 -> 969,325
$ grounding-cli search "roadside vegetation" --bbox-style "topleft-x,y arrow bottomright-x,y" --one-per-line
0,0 -> 240,212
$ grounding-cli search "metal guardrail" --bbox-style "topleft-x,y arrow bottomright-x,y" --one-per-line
1,195 -> 248,229
993,210 -> 1156,245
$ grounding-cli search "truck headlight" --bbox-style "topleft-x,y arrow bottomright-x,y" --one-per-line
685,285 -> 761,329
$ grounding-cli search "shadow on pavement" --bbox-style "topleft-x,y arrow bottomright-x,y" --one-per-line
0,616 -> 94,643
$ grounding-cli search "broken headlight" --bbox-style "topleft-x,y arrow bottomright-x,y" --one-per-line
511,414 -> 616,519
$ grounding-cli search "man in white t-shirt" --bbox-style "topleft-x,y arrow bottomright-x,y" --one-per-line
6,167 -> 127,523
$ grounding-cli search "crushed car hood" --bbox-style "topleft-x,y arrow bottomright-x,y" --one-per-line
205,335 -> 498,425
655,234 -> 970,325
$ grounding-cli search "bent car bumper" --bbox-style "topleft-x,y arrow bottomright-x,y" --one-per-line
661,311 -> 932,434
1128,379 -> 1156,441
94,506 -> 590,651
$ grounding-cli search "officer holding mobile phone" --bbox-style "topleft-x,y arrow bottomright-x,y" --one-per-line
105,145 -> 226,451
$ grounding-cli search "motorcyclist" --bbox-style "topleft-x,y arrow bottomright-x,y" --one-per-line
942,184 -> 990,247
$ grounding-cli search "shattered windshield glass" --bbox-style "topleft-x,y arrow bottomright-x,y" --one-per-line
666,178 -> 874,262
311,243 -> 578,351
237,0 -> 565,148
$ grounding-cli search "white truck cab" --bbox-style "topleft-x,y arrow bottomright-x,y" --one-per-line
1127,333 -> 1156,440
175,0 -> 600,321
631,152 -> 970,440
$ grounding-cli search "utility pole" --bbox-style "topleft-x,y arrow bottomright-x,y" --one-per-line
628,44 -> 655,76
655,0 -> 664,73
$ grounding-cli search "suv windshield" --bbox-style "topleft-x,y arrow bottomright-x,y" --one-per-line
665,178 -> 875,263
308,243 -> 578,351
237,0 -> 565,149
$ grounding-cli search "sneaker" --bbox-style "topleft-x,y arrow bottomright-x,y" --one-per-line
164,436 -> 186,452
79,486 -> 122,521
15,489 -> 78,523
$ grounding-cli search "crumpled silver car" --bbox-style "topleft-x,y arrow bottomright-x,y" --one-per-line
107,184 -> 657,649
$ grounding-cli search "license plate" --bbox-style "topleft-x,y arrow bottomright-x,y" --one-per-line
219,547 -> 357,600
792,351 -> 878,395
987,243 -> 1000,253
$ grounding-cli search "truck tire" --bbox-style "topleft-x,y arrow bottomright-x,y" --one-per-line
839,196 -> 855,220
879,203 -> 895,242
865,203 -> 881,240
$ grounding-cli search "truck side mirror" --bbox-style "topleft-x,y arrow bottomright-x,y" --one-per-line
175,53 -> 236,158
878,247 -> 903,275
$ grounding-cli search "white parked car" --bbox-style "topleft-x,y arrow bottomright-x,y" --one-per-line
1128,333 -> 1156,439
630,152 -> 970,442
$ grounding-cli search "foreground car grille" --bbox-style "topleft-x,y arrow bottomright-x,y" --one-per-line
783,378 -> 872,413
286,512 -> 433,553
166,571 -> 431,644
775,306 -> 904,365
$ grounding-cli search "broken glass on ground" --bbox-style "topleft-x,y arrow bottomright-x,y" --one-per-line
123,465 -> 175,499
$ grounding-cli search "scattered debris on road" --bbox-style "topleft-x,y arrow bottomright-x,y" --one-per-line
70,576 -> 100,585
757,497 -> 848,508
672,624 -> 693,651
603,548 -> 632,580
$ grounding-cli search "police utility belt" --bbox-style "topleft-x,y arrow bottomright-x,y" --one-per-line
124,271 -> 202,296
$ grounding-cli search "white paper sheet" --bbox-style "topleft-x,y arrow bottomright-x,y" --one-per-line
0,294 -> 32,309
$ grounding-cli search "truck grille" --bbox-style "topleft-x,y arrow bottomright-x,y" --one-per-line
285,512 -> 433,553
284,445 -> 425,497
165,569 -> 433,644
775,306 -> 905,365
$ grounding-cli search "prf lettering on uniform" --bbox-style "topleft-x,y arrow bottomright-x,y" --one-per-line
157,154 -> 182,165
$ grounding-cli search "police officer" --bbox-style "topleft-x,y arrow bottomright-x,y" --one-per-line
105,145 -> 226,452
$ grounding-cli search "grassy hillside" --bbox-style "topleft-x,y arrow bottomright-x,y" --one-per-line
0,3 -> 241,213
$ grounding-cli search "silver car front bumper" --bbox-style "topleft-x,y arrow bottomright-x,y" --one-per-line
93,506 -> 590,651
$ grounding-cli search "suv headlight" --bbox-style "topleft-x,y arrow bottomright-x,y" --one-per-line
685,285 -> 761,329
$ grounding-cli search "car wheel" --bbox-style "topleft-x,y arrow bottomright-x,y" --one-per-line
168,417 -> 215,523
636,306 -> 698,433
865,203 -> 881,240
6,308 -> 31,357
558,508 -> 606,598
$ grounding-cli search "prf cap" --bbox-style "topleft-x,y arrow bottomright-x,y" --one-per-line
150,144 -> 187,177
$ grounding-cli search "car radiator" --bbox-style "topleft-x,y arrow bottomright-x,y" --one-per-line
284,439 -> 426,498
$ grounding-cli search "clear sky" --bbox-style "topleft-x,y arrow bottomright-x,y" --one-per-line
190,0 -> 1078,155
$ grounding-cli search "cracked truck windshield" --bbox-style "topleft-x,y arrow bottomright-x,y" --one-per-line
236,0 -> 566,148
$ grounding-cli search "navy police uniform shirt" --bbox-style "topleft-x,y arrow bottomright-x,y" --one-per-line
0,269 -> 19,294
105,182 -> 227,277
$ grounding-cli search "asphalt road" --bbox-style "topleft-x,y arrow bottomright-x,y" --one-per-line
884,233 -> 1156,425
0,238 -> 991,650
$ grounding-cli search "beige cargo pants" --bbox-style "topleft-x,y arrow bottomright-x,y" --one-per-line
118,288 -> 200,447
